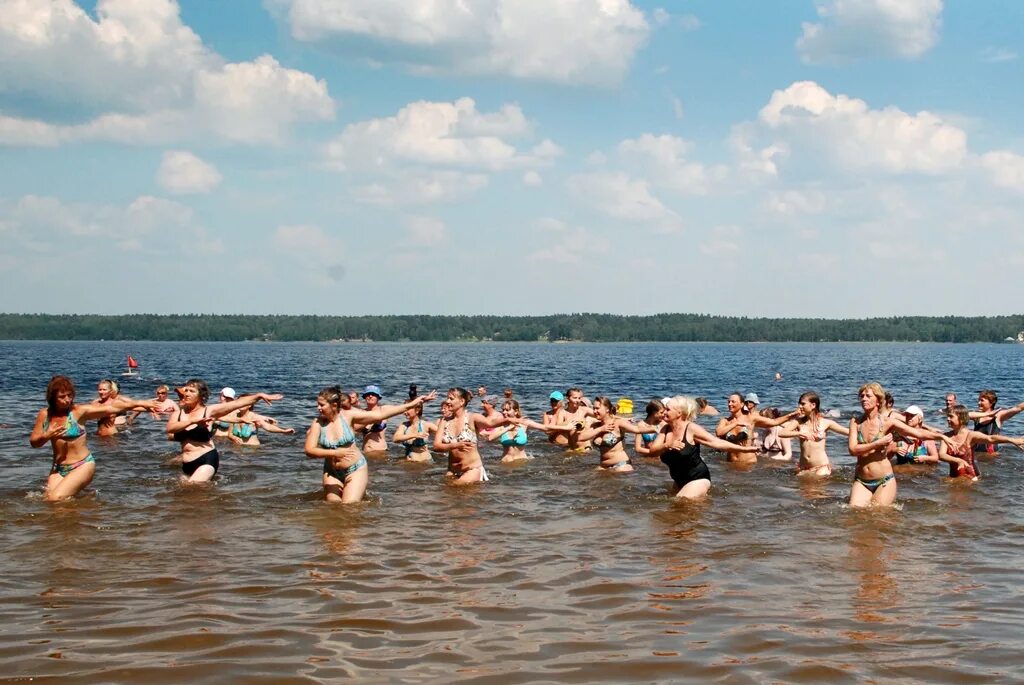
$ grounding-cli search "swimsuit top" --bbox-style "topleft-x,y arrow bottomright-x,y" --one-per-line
318,418 -> 356,449
407,420 -> 428,448
441,417 -> 477,445
499,426 -> 528,447
805,418 -> 827,442
856,418 -> 886,444
973,417 -> 999,453
173,408 -> 213,443
660,424 -> 703,468
232,421 -> 256,439
947,434 -> 979,478
725,425 -> 750,444
44,413 -> 86,440
594,424 -> 621,448
641,425 -> 658,445
363,420 -> 387,434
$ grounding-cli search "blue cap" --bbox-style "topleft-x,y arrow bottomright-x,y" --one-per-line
362,385 -> 382,398
549,391 -> 565,402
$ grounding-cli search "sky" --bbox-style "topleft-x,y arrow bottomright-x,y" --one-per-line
1,0 -> 1022,318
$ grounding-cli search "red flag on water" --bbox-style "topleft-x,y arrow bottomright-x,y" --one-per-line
127,355 -> 139,368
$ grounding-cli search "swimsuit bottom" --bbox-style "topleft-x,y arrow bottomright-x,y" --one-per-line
668,460 -> 711,487
602,459 -> 632,472
182,448 -> 220,477
324,455 -> 368,482
855,472 -> 895,493
52,454 -> 94,478
451,464 -> 489,482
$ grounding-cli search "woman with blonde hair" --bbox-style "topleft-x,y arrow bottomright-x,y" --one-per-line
848,382 -> 952,507
433,387 -> 508,483
652,396 -> 757,499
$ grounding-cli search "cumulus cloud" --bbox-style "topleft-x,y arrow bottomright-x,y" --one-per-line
699,225 -> 742,256
0,1 -> 334,146
272,0 -> 650,86
764,189 -> 827,215
568,172 -> 682,231
157,151 -> 222,194
522,170 -> 543,187
352,170 -> 489,205
618,134 -> 725,195
405,216 -> 447,245
797,0 -> 943,64
757,81 -> 967,175
981,151 -> 1024,193
526,217 -> 610,264
0,193 -> 222,254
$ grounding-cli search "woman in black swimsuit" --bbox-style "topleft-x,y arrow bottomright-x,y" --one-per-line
654,396 -> 758,499
166,379 -> 283,483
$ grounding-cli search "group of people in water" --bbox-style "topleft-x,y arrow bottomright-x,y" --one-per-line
28,375 -> 1024,507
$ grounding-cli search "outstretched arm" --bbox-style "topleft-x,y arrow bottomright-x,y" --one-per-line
348,391 -> 437,424
690,424 -> 758,454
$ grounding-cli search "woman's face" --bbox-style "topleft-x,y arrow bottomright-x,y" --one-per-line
317,396 -> 337,419
727,394 -> 742,414
404,408 -> 418,422
663,404 -> 681,422
441,400 -> 454,419
978,395 -> 992,411
798,397 -> 816,415
946,412 -> 962,430
859,390 -> 878,411
97,382 -> 111,401
364,394 -> 380,409
501,403 -> 519,419
446,391 -> 465,411
593,402 -> 609,420
180,384 -> 201,409
906,413 -> 923,428
54,390 -> 74,411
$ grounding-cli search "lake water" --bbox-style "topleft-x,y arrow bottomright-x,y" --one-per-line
2,341 -> 1024,683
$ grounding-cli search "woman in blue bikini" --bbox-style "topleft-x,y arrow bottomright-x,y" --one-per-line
29,375 -> 158,501
848,382 -> 952,508
634,398 -> 666,460
305,385 -> 436,502
483,399 -> 554,462
577,396 -> 659,473
393,404 -> 437,462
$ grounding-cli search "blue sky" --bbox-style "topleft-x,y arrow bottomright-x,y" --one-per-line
1,0 -> 1022,317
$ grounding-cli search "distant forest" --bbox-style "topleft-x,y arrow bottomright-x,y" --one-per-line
2,313 -> 1024,343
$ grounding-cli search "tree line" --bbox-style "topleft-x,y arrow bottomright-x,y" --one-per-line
1,313 -> 1023,343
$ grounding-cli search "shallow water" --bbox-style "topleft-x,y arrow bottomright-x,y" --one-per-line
2,341 -> 1024,683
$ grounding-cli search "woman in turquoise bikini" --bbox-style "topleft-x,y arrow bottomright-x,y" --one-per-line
577,396 -> 659,473
848,382 -> 952,508
393,404 -> 437,462
225,403 -> 295,446
634,398 -> 666,460
29,375 -> 158,501
305,385 -> 436,502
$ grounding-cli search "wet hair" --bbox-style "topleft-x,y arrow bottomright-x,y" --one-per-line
729,392 -> 744,403
645,398 -> 664,419
566,387 -> 583,399
798,391 -> 821,414
979,390 -> 998,406
318,385 -> 344,410
407,403 -> 424,418
156,384 -> 169,393
760,406 -> 781,419
950,404 -> 970,427
503,388 -> 513,399
883,392 -> 894,409
696,397 -> 709,410
665,395 -> 698,421
593,396 -> 616,414
46,375 -> 76,413
448,387 -> 472,406
858,382 -> 885,405
502,399 -> 522,417
183,379 -> 210,404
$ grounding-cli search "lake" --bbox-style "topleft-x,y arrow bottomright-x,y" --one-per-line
2,341 -> 1024,683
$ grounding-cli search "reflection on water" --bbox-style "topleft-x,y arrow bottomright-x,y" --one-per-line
1,341 -> 1024,682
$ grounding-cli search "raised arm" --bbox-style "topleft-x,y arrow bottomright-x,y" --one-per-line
577,419 -> 611,442
690,423 -> 758,454
751,410 -> 801,428
348,391 -> 437,424
776,418 -> 802,439
206,393 -> 283,421
996,401 -> 1024,425
969,430 -> 1024,449
825,419 -> 851,436
76,397 -> 159,421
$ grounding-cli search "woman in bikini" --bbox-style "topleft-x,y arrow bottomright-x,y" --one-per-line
29,375 -> 158,501
577,396 -> 659,473
355,385 -> 390,456
890,405 -> 938,466
848,382 -> 952,507
778,391 -> 850,477
393,404 -> 437,462
166,379 -> 284,483
939,404 -> 1024,481
433,387 -> 508,483
716,392 -> 798,464
651,396 -> 758,499
223,403 -> 295,447
634,398 -> 666,460
484,398 -> 558,463
305,386 -> 436,502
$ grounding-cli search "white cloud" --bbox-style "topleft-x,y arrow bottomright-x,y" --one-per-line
669,94 -> 685,120
0,1 -> 335,146
405,216 -> 446,245
764,189 -> 827,215
979,47 -> 1018,63
273,0 -> 650,86
797,0 -> 943,64
523,170 -> 543,187
678,14 -> 701,31
527,217 -> 610,264
981,151 -> 1024,193
157,151 -> 222,194
653,9 -> 670,26
699,225 -> 742,256
0,193 -> 222,254
352,170 -> 489,205
618,134 -> 724,195
326,98 -> 556,172
758,81 -> 967,175
568,172 -> 682,231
